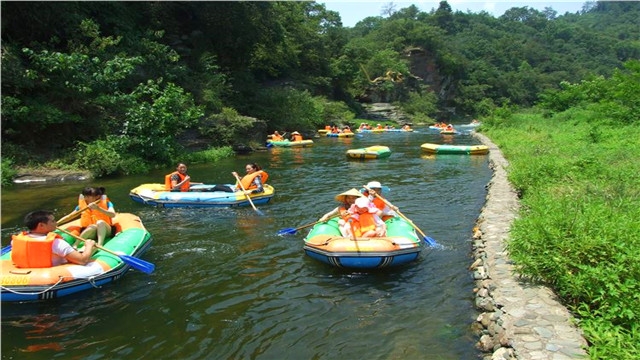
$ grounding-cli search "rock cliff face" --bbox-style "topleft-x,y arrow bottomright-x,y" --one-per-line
360,103 -> 410,124
358,47 -> 456,111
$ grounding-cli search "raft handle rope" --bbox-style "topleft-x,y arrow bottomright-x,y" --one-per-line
1,273 -> 106,297
0,276 -> 67,295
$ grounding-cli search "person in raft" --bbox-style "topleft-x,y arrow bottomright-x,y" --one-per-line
290,131 -> 303,141
11,210 -> 96,268
270,131 -> 284,141
211,163 -> 269,194
341,197 -> 386,238
363,181 -> 398,221
165,163 -> 202,192
71,186 -> 116,247
318,188 -> 364,222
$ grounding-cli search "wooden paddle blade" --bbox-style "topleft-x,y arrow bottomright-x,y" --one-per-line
119,254 -> 155,274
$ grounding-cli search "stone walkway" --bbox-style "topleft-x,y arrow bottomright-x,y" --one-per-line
471,132 -> 589,360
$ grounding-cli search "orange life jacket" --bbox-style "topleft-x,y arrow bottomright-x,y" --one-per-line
338,206 -> 351,221
292,134 -> 303,141
325,125 -> 331,130
80,195 -> 113,227
11,232 -> 59,268
165,171 -> 190,191
239,170 -> 269,190
348,213 -> 378,237
272,134 -> 284,141
366,195 -> 394,221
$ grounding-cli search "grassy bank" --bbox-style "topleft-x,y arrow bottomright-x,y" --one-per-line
480,109 -> 639,359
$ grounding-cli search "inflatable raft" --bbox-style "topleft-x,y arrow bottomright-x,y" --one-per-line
266,139 -> 314,148
421,143 -> 489,155
1,213 -> 152,302
304,217 -> 423,269
346,145 -> 391,160
129,183 -> 275,208
356,128 -> 385,133
326,132 -> 354,138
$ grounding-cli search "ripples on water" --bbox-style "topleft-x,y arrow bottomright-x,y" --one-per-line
1,127 -> 491,359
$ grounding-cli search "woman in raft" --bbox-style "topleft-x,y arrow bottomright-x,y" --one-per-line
211,163 -> 269,194
318,188 -> 364,222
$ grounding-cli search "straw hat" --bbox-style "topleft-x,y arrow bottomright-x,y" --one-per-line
291,131 -> 300,135
334,188 -> 364,203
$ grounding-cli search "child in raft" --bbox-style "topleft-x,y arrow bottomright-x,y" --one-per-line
340,197 -> 386,238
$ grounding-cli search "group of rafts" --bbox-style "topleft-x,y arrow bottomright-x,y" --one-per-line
2,122 -> 485,302
1,169 -> 274,302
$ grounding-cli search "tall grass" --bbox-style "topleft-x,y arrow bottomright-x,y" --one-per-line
481,109 -> 640,359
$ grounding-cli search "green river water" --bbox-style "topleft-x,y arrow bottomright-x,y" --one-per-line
1,126 -> 492,359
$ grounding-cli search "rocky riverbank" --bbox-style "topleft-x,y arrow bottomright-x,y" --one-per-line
12,168 -> 92,184
470,132 -> 588,360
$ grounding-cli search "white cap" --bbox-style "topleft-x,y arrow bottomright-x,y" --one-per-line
354,197 -> 370,208
366,181 -> 382,189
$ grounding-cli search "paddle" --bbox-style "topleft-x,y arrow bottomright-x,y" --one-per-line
57,199 -> 101,225
0,200 -> 100,256
277,213 -> 341,236
57,227 -> 155,274
363,185 -> 438,247
232,172 -> 264,216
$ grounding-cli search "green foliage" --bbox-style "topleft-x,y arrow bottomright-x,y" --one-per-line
103,79 -> 204,163
538,60 -> 640,125
401,89 -> 438,116
199,107 -> 262,146
318,98 -> 355,124
184,146 -> 235,164
483,110 -> 640,359
1,158 -> 18,187
74,138 -> 149,177
74,139 -> 122,177
249,88 -> 323,131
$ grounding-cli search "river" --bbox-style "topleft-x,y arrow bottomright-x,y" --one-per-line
1,126 -> 492,359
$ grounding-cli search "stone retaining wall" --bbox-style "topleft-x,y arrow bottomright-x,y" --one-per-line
470,132 -> 588,360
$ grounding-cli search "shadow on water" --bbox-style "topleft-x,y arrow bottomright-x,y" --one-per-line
1,127 -> 492,359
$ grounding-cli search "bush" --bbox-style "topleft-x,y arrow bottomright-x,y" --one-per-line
74,137 -> 150,177
1,157 -> 17,187
184,146 -> 234,164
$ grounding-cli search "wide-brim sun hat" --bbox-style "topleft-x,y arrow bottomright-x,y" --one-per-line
291,131 -> 300,135
366,181 -> 382,189
335,188 -> 364,203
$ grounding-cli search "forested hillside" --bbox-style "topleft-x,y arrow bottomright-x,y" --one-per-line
1,1 -> 638,177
